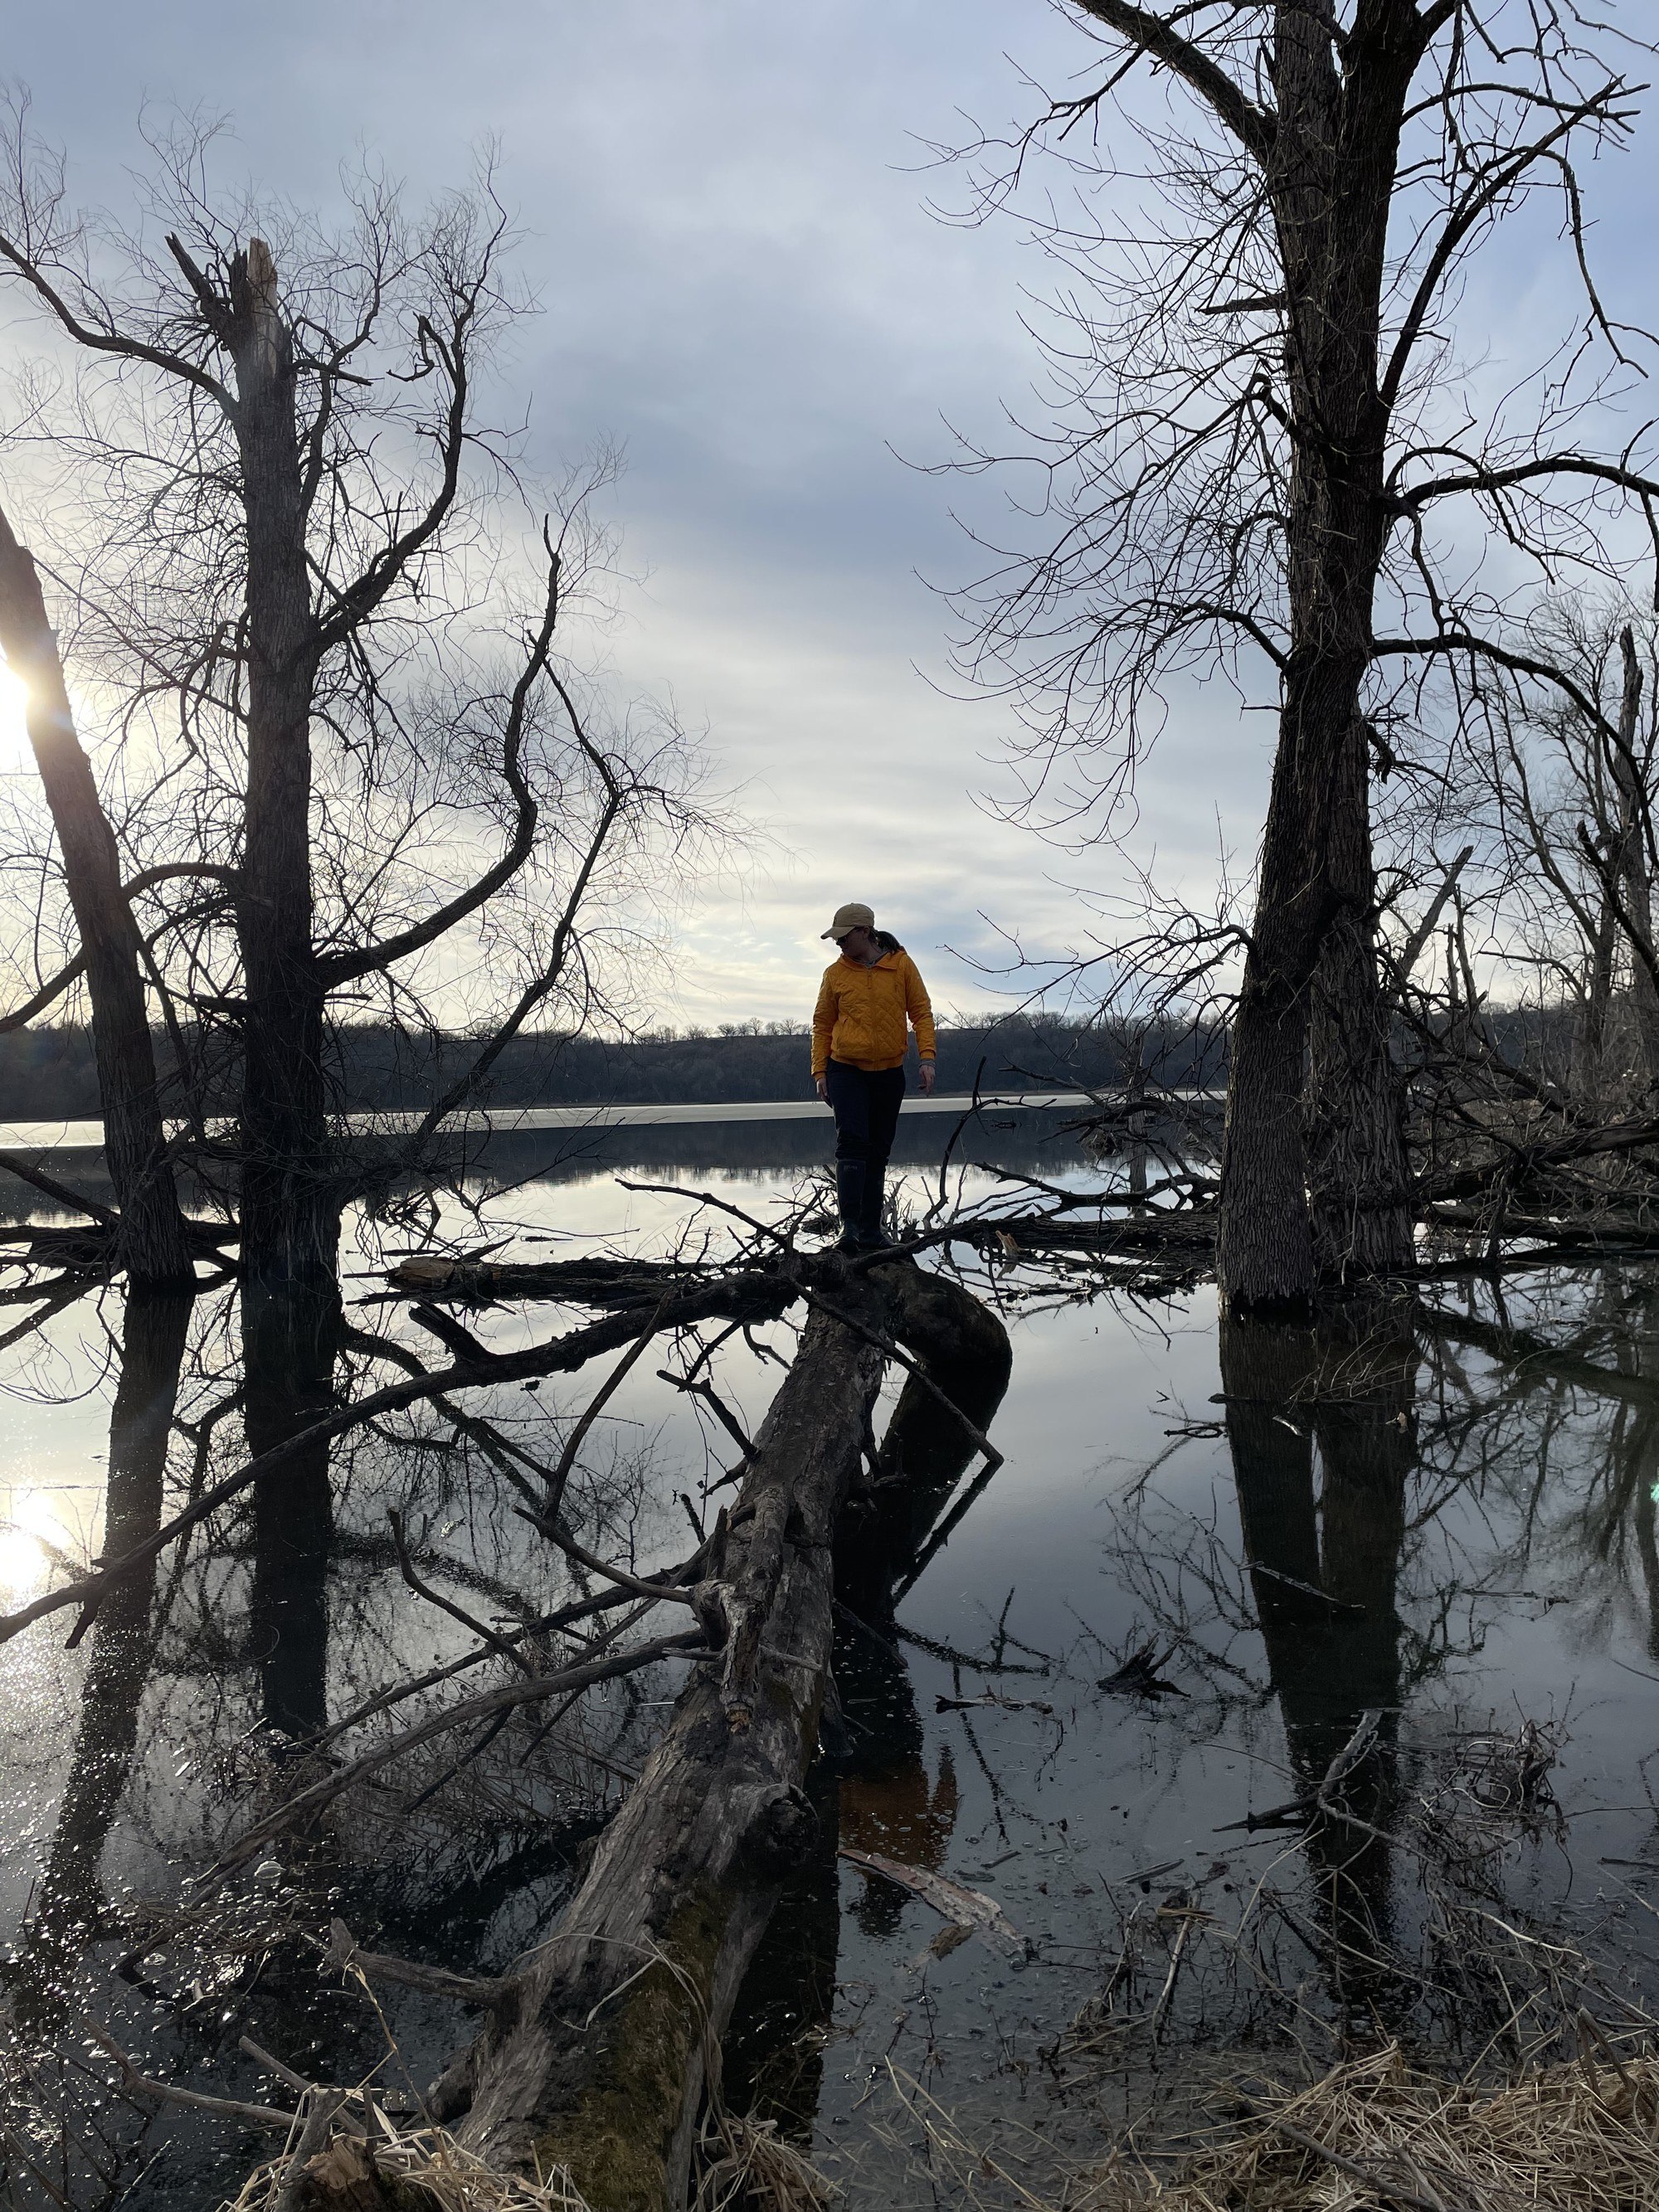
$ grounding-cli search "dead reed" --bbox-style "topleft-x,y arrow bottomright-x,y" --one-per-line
1087,2042 -> 1659,2212
229,2121 -> 593,2212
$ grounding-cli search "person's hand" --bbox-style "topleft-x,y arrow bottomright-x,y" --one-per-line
919,1061 -> 936,1096
815,1074 -> 828,1101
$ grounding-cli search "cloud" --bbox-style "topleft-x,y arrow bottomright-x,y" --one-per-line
7,1 -> 1657,1033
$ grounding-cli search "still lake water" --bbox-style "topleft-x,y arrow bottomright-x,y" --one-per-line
3,1105 -> 1659,2206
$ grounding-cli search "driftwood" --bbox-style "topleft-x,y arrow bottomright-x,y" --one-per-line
304,1259 -> 1009,2212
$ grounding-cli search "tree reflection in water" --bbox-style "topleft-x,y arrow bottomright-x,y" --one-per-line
10,1291 -> 194,2032
1222,1303 -> 1414,2025
244,1272 -> 341,1750
1089,1273 -> 1659,2073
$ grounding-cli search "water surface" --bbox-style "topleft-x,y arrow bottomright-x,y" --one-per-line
2,1109 -> 1657,2207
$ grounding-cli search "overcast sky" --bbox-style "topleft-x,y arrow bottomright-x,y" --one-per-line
4,2 -> 1655,1030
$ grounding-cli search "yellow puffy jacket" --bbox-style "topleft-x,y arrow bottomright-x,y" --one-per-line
811,950 -> 936,1077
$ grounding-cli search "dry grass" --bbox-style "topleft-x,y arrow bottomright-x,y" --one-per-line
1089,2044 -> 1659,2212
228,2121 -> 594,2212
693,2109 -> 839,2210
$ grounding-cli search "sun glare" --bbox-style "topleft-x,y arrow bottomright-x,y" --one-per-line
0,663 -> 29,773
0,1487 -> 76,1600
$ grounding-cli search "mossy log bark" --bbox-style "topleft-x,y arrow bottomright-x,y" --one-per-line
301,1260 -> 1006,2212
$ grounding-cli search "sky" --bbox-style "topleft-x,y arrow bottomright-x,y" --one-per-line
2,2 -> 1656,1031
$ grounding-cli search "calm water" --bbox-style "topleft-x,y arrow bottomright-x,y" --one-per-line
2,1108 -> 1658,2207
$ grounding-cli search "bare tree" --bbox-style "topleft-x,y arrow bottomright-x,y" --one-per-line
0,105 -> 716,1287
0,504 -> 199,1286
1467,609 -> 1653,1059
948,1 -> 1659,1310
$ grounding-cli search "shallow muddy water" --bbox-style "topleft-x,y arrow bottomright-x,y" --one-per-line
3,1107 -> 1659,2207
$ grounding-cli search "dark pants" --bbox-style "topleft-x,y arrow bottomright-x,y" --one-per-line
825,1060 -> 905,1237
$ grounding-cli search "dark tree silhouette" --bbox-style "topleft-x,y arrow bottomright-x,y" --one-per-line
0,108 -> 716,1288
953,2 -> 1659,1309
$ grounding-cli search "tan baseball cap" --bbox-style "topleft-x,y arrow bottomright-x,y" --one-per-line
822,901 -> 875,941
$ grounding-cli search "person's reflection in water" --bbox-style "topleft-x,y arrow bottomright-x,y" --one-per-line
838,1631 -> 959,1940
1222,1302 -> 1415,2020
244,1268 -> 341,1748
10,1290 -> 194,2027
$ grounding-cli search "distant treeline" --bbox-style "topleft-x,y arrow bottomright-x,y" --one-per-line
0,1006 -> 1593,1122
0,1015 -> 1228,1119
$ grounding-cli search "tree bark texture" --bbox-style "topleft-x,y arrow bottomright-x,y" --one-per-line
0,511 -> 196,1290
1219,5 -> 1421,1310
226,241 -> 332,1288
1306,713 -> 1414,1282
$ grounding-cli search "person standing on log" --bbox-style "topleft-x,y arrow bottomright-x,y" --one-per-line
812,902 -> 936,1252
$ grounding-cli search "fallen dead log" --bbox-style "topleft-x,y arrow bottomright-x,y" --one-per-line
300,1261 -> 1009,2212
1411,1113 -> 1659,1206
420,1298 -> 885,2210
386,1213 -> 1222,1302
1423,1200 -> 1659,1254
2,1216 -> 236,1271
945,1211 -> 1218,1258
385,1251 -> 793,1320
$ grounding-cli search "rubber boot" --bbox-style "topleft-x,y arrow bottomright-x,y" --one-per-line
859,1163 -> 893,1250
834,1159 -> 866,1253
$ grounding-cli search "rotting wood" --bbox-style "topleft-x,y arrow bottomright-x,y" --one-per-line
301,1260 -> 1010,2212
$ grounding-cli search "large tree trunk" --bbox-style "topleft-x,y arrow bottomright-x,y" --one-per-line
1217,740 -> 1321,1314
1306,713 -> 1413,1282
1219,5 -> 1416,1310
227,241 -> 332,1288
0,509 -> 195,1291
